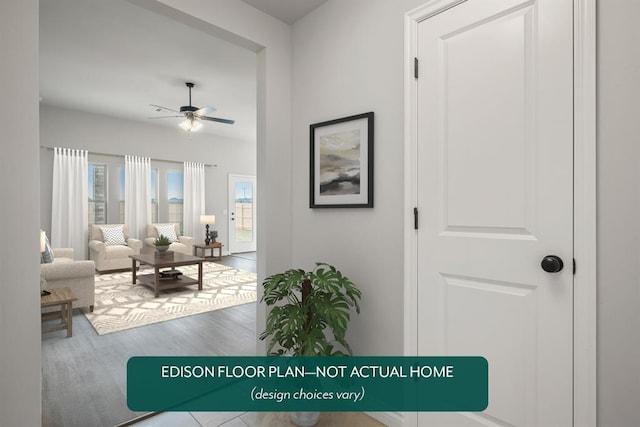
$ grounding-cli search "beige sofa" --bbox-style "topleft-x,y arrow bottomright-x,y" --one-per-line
41,248 -> 95,312
143,223 -> 194,255
88,224 -> 142,273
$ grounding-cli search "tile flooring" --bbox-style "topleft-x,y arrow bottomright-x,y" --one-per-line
130,411 -> 386,426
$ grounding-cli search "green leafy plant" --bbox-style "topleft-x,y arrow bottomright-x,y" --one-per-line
153,234 -> 171,246
260,263 -> 362,356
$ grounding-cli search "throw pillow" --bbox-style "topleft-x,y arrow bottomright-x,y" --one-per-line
154,224 -> 178,243
41,233 -> 54,264
100,225 -> 127,246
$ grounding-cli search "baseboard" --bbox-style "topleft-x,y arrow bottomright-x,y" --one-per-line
113,411 -> 161,426
366,411 -> 404,427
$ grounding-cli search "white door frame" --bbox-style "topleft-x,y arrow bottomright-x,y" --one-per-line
402,1 -> 596,426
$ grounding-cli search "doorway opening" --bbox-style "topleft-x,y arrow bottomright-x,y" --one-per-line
228,174 -> 257,254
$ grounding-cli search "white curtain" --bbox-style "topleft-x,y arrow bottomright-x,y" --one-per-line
51,147 -> 88,259
124,156 -> 151,239
183,162 -> 205,239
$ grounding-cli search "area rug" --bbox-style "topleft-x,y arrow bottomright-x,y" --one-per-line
84,263 -> 257,335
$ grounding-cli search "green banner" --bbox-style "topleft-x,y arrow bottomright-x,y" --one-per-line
127,356 -> 487,412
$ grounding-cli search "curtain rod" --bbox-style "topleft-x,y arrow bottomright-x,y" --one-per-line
40,146 -> 217,167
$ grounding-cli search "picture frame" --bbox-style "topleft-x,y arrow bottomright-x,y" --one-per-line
309,112 -> 374,208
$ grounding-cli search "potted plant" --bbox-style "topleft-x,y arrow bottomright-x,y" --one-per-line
259,263 -> 362,427
153,234 -> 171,253
260,262 -> 362,356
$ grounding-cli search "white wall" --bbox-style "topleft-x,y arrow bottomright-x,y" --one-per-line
290,0 -> 425,357
0,0 -> 42,425
40,104 -> 256,253
290,0 -> 640,425
597,0 -> 640,424
148,0 -> 293,353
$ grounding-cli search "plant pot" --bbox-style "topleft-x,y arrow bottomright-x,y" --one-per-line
290,411 -> 320,427
155,245 -> 170,253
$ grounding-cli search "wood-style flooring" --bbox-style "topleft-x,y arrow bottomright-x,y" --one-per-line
41,255 -> 258,427
42,253 -> 385,427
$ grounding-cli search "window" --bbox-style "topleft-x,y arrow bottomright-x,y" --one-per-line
119,167 -> 159,224
167,170 -> 184,233
88,163 -> 107,225
235,181 -> 254,242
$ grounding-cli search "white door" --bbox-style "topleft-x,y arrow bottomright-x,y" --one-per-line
228,174 -> 257,254
415,0 -> 573,425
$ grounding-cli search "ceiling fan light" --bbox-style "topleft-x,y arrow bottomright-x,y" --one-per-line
178,117 -> 203,132
178,118 -> 191,131
191,120 -> 203,132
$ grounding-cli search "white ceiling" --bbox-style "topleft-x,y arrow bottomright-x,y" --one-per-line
39,0 -> 326,141
240,0 -> 327,24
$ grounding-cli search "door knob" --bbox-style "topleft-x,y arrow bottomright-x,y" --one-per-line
541,255 -> 564,273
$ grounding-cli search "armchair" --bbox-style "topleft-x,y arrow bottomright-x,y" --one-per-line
41,247 -> 95,312
144,223 -> 193,255
89,224 -> 142,273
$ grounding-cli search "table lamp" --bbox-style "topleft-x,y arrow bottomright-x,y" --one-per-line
200,215 -> 215,245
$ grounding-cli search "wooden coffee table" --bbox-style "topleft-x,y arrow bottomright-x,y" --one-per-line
130,252 -> 204,298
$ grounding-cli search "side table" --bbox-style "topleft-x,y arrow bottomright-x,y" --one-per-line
41,287 -> 77,338
193,242 -> 223,261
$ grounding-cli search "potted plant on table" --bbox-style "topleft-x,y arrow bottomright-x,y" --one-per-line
259,263 -> 362,426
153,234 -> 171,253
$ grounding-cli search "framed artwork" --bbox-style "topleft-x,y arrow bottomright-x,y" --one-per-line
309,112 -> 374,208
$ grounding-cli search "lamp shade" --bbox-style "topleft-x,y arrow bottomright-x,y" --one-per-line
200,215 -> 215,225
40,230 -> 46,252
179,117 -> 203,132
191,120 -> 203,131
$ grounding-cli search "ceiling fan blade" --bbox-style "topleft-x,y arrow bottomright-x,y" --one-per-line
148,115 -> 183,119
199,115 -> 235,125
194,106 -> 216,116
150,104 -> 181,114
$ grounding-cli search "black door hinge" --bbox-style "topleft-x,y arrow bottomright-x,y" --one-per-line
414,57 -> 419,79
414,207 -> 419,230
573,258 -> 576,274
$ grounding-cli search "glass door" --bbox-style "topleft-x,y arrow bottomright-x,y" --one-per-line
228,174 -> 256,253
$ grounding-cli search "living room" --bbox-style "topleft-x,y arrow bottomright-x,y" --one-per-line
36,1 -> 263,424
3,0 -> 640,427
38,0 -> 258,251
38,105 -> 257,251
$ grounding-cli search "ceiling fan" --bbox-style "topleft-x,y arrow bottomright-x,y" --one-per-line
149,82 -> 235,132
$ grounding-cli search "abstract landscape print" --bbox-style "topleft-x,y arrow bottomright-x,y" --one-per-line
310,112 -> 373,208
319,128 -> 362,196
